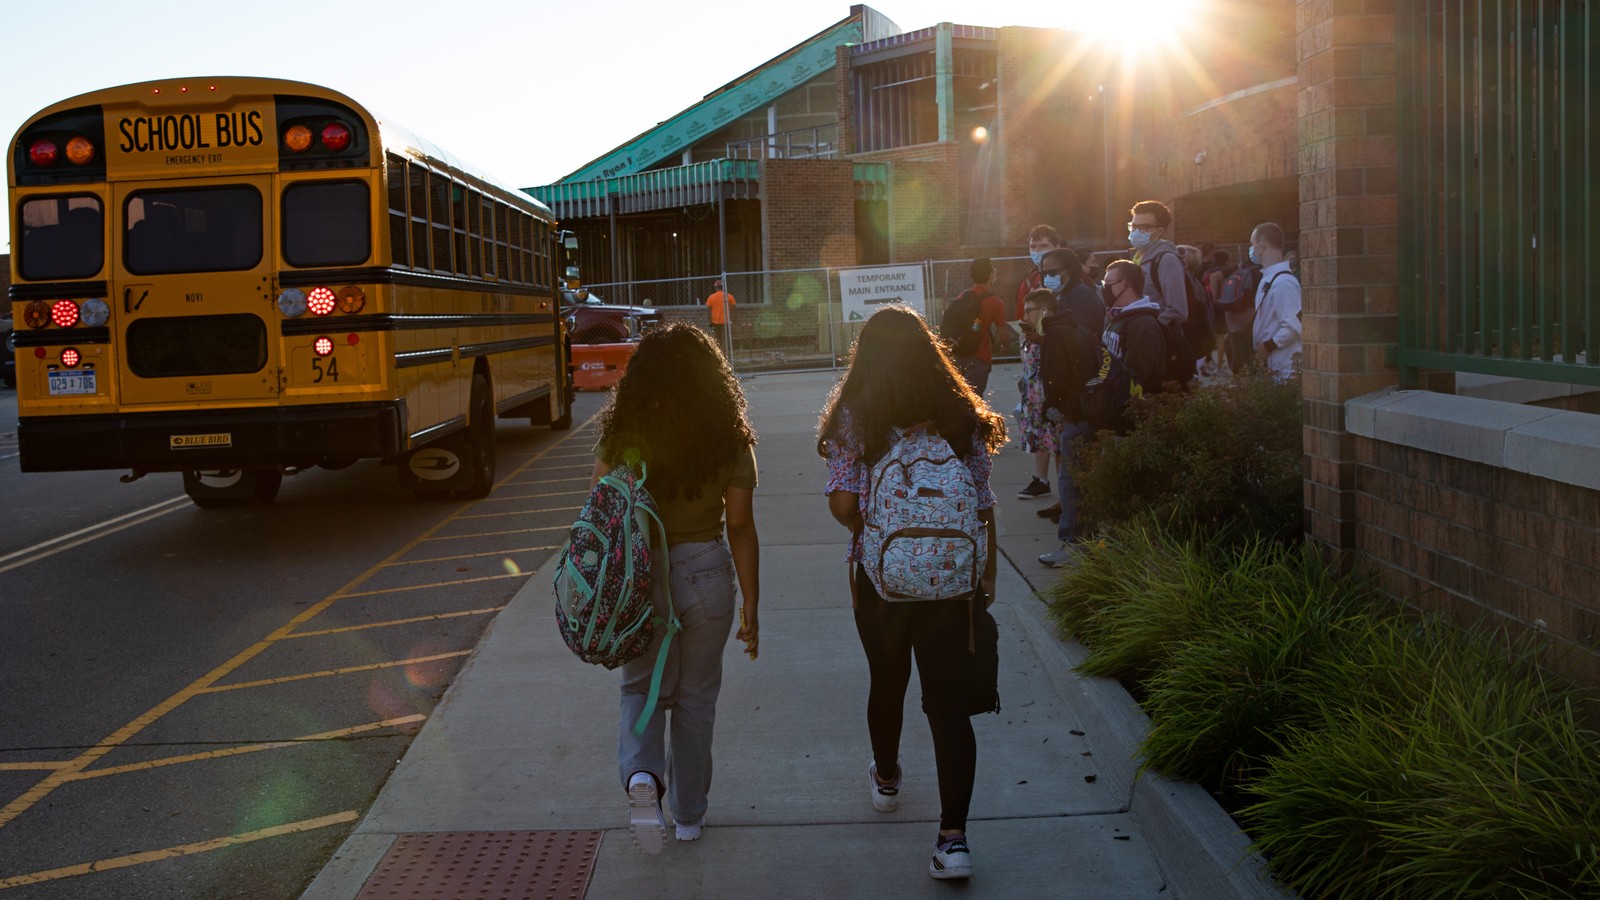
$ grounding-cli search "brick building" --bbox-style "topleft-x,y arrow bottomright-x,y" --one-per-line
531,2 -> 1600,684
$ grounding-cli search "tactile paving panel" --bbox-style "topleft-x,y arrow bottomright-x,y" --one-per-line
358,830 -> 602,899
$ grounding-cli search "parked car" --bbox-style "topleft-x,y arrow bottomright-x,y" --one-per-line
560,288 -> 663,345
2,315 -> 14,389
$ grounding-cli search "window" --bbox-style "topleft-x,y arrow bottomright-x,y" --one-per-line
452,184 -> 468,276
409,164 -> 430,270
387,155 -> 409,267
20,195 -> 103,280
430,173 -> 452,272
125,187 -> 262,275
126,313 -> 267,377
283,181 -> 370,267
467,192 -> 482,277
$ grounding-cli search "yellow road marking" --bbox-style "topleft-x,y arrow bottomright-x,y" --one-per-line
0,811 -> 359,890
384,546 -> 559,566
496,476 -> 591,487
530,463 -> 595,472
0,762 -> 70,773
422,525 -> 569,541
455,505 -> 583,521
198,651 -> 472,694
0,409 -> 597,833
69,716 -> 426,781
286,609 -> 504,639
471,489 -> 589,503
331,572 -> 525,600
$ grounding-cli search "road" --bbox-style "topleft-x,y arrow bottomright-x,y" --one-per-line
0,384 -> 608,897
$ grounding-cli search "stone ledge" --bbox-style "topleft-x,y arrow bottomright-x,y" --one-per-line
1347,388 -> 1600,490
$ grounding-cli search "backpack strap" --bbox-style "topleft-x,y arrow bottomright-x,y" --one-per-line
629,462 -> 682,737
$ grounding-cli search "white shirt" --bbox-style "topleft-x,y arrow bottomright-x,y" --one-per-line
1251,261 -> 1302,379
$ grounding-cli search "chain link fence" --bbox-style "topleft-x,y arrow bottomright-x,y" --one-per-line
581,255 -> 1073,376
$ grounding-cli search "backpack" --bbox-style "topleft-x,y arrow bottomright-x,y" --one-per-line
1079,338 -> 1138,431
860,426 -> 987,602
553,459 -> 679,735
1145,249 -> 1215,358
939,289 -> 987,357
1216,264 -> 1261,317
1108,308 -> 1194,392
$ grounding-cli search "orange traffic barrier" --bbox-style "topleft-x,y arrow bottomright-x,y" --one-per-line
571,342 -> 639,391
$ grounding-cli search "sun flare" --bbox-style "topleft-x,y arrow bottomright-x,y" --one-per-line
1067,0 -> 1203,39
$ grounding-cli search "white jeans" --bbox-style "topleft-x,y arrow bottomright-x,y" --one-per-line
617,539 -> 736,825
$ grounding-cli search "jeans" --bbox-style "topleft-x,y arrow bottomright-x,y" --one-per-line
618,540 -> 737,825
852,565 -> 975,832
1056,420 -> 1095,543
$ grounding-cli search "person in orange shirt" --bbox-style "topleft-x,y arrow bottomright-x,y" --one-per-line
705,279 -> 735,351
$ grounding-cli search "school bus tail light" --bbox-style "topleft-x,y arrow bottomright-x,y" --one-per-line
277,288 -> 307,317
306,287 -> 337,316
27,139 -> 59,167
80,298 -> 111,327
65,136 -> 96,165
336,285 -> 366,314
320,122 -> 351,152
50,300 -> 80,328
60,348 -> 81,368
23,301 -> 52,328
284,124 -> 314,153
313,336 -> 335,357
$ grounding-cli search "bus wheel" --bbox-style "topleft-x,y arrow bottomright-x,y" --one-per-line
183,468 -> 278,508
551,394 -> 573,431
457,374 -> 496,499
251,470 -> 284,505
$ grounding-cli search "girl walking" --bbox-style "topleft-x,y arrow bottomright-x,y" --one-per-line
592,323 -> 761,853
816,306 -> 1005,880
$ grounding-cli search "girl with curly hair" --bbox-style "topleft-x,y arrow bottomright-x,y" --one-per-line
591,322 -> 760,853
816,305 -> 1006,882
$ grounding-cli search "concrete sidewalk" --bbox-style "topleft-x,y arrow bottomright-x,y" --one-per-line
301,366 -> 1290,899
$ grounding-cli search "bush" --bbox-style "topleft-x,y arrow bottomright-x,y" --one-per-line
1137,542 -> 1385,786
1070,371 -> 1303,546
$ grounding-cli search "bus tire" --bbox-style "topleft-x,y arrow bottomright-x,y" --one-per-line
551,394 -> 573,431
457,374 -> 496,499
251,470 -> 283,505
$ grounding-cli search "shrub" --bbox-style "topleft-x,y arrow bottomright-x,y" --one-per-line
1070,371 -> 1303,546
1244,626 -> 1600,898
1137,542 -> 1385,786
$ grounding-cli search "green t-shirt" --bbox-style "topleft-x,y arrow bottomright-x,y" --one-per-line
594,440 -> 757,545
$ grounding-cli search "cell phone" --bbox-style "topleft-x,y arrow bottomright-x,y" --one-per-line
1018,321 -> 1036,333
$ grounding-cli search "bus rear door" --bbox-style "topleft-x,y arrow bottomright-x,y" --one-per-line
110,176 -> 280,408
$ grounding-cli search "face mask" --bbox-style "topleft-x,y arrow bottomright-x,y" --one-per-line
1029,250 -> 1045,267
1129,229 -> 1153,249
1248,246 -> 1260,265
1042,274 -> 1063,292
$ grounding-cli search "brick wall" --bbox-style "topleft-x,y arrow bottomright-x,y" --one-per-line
1354,437 -> 1600,685
852,143 -> 962,263
760,157 -> 858,271
835,45 -> 855,155
1297,0 -> 1401,553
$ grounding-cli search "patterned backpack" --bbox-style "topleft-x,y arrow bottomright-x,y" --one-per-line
860,426 -> 987,602
553,459 -> 679,734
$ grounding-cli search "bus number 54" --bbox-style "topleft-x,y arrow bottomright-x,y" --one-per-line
311,357 -> 340,383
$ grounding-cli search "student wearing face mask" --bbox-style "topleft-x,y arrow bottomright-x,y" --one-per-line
1248,222 -> 1303,380
1126,200 -> 1189,329
1011,225 -> 1063,500
1099,259 -> 1167,393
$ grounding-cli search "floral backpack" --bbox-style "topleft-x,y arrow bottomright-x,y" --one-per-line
553,458 -> 679,734
860,425 -> 986,602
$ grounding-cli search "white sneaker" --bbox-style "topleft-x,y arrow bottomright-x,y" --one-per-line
1038,544 -> 1079,568
627,772 -> 666,854
674,818 -> 703,842
929,833 -> 973,880
869,761 -> 901,813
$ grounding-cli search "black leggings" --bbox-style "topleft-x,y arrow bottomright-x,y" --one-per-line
852,565 -> 975,833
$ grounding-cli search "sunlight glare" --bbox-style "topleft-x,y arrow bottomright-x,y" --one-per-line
1069,0 -> 1202,39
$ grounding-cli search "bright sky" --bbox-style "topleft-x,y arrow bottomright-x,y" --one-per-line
1,0 -> 1198,253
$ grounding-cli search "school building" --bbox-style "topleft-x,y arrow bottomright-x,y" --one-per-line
529,2 -> 1600,685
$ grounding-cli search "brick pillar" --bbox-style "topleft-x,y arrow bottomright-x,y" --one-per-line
1297,1 -> 1402,552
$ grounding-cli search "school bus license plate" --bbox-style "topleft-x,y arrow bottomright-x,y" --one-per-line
170,433 -> 233,450
47,370 -> 97,395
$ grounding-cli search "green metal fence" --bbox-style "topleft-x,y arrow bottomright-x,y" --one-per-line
1397,0 -> 1599,386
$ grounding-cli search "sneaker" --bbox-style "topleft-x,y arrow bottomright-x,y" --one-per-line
929,834 -> 973,880
1035,502 -> 1062,519
1016,477 -> 1050,499
674,818 -> 703,842
869,761 -> 901,813
627,772 -> 667,855
1038,544 -> 1079,568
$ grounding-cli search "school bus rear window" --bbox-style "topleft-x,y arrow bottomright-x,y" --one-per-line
20,196 -> 103,280
125,187 -> 262,275
283,180 -> 370,267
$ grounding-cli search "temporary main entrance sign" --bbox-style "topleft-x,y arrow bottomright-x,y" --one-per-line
838,264 -> 926,321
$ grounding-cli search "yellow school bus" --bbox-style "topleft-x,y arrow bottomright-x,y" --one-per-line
7,77 -> 571,506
